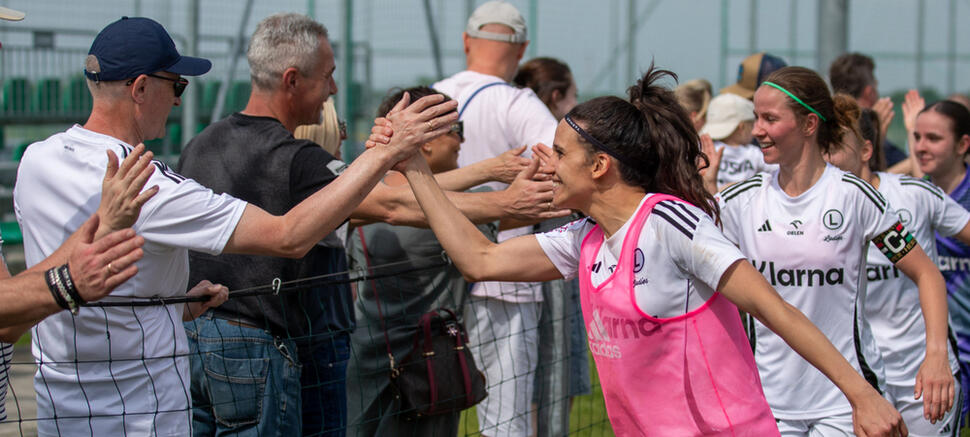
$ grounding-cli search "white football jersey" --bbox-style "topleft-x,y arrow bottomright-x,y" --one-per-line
865,172 -> 964,384
718,164 -> 902,419
14,125 -> 247,436
715,141 -> 778,188
536,194 -> 745,320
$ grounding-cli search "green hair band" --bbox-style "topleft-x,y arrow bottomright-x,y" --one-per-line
762,81 -> 827,122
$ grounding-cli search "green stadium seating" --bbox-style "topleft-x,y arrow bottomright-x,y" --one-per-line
224,81 -> 251,114
31,78 -> 61,113
2,78 -> 31,114
62,75 -> 93,114
199,80 -> 222,116
0,221 -> 22,245
12,142 -> 29,161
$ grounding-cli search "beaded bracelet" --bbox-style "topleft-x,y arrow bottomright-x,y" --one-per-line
45,264 -> 85,315
45,267 -> 70,311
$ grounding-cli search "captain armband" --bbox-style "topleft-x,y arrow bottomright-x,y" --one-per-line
872,221 -> 917,264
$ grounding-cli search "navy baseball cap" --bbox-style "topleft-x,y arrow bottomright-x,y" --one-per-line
84,16 -> 211,82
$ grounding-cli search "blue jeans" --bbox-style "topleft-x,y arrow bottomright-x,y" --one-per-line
185,313 -> 302,437
300,332 -> 350,436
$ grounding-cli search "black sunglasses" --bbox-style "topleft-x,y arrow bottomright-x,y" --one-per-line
144,73 -> 189,98
450,120 -> 464,142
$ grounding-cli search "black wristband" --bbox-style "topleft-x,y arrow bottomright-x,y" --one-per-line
58,264 -> 85,306
45,267 -> 70,310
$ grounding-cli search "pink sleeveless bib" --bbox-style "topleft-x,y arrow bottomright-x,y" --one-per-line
579,194 -> 778,436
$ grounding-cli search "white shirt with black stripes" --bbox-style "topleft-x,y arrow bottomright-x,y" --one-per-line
14,125 -> 247,436
717,164 -> 900,420
535,194 -> 745,319
865,172 -> 965,385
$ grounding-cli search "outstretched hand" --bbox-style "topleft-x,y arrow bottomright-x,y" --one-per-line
501,156 -> 570,221
98,144 -> 159,238
486,145 -> 532,184
66,213 -> 145,304
381,92 -> 459,163
902,90 -> 925,134
530,143 -> 557,181
366,117 -> 393,149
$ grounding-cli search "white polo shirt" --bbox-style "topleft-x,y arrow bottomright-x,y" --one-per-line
717,164 -> 901,420
434,70 -> 558,302
14,125 -> 246,436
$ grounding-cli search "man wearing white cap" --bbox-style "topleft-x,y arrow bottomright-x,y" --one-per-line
432,2 -> 558,436
701,93 -> 776,189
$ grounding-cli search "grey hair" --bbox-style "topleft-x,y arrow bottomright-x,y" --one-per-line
247,13 -> 329,91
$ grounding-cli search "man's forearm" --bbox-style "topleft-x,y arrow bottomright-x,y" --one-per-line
0,272 -> 61,330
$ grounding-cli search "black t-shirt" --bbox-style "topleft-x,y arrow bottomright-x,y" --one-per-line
178,113 -> 353,345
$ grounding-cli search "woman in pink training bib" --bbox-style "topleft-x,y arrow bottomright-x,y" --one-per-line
372,67 -> 905,436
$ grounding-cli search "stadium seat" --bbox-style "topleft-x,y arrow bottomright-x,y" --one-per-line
62,75 -> 93,115
12,142 -> 29,161
0,220 -> 22,245
2,78 -> 31,115
199,80 -> 222,116
31,78 -> 61,114
224,81 -> 251,114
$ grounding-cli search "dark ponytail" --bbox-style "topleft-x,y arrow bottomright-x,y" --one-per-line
565,65 -> 719,221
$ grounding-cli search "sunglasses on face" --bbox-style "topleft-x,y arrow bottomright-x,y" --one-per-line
127,73 -> 188,98
148,74 -> 188,98
450,120 -> 464,142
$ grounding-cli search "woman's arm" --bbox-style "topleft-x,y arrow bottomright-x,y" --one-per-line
718,260 -> 907,437
348,175 -> 566,228
434,145 -> 531,191
894,244 -> 953,423
402,154 -> 562,283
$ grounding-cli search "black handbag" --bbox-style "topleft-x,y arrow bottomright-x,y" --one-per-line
356,229 -> 488,420
390,308 -> 488,419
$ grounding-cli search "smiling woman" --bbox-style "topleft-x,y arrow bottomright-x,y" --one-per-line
718,66 -> 953,435
391,65 -> 907,436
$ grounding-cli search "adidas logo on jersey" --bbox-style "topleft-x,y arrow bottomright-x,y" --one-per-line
757,220 -> 772,232
587,309 -> 622,359
752,260 -> 844,286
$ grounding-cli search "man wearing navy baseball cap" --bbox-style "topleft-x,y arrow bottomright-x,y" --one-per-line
14,15 -> 456,436
82,16 -> 210,144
